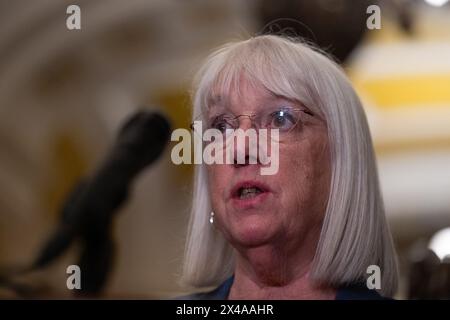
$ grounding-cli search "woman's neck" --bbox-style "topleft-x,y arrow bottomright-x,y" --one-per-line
228,244 -> 336,300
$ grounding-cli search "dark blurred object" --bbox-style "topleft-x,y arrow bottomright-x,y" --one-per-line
436,258 -> 450,299
257,0 -> 415,63
440,257 -> 450,299
30,110 -> 171,296
393,0 -> 414,34
407,240 -> 450,299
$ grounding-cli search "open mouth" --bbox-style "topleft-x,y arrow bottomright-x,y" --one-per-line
237,186 -> 263,199
231,181 -> 271,200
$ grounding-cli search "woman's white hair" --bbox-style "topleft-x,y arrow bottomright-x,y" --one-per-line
182,35 -> 398,296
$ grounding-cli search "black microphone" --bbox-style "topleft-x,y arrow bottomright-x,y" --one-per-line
31,110 -> 171,295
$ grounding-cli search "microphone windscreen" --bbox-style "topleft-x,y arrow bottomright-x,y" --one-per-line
116,111 -> 171,169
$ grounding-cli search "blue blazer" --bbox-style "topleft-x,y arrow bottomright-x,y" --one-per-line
179,276 -> 389,300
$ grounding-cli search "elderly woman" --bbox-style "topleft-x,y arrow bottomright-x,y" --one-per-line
181,35 -> 398,299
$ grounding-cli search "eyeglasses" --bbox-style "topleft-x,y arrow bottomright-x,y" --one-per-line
190,106 -> 313,141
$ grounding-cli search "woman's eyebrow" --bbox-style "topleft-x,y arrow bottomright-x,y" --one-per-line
264,97 -> 298,109
258,94 -> 295,107
207,94 -> 231,114
207,103 -> 227,114
207,94 -> 226,107
271,95 -> 309,109
206,105 -> 229,120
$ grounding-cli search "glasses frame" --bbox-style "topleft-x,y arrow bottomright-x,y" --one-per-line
190,107 -> 312,136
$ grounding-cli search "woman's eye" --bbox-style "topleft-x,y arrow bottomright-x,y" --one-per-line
211,117 -> 233,133
270,110 -> 296,130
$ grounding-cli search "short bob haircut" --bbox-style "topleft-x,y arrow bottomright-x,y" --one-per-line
182,35 -> 398,297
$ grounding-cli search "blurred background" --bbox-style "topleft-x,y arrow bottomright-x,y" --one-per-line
0,0 -> 449,299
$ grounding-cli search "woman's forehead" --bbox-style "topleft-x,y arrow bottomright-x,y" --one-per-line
206,86 -> 284,112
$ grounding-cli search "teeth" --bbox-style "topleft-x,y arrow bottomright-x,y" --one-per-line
239,187 -> 262,199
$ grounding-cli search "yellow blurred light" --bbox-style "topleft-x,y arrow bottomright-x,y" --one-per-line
354,74 -> 450,108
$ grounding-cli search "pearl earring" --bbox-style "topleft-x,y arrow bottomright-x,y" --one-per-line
210,211 -> 214,224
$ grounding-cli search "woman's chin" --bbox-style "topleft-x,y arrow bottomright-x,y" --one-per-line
229,217 -> 277,248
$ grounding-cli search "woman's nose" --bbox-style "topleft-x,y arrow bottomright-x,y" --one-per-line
232,118 -> 259,167
233,144 -> 252,167
237,116 -> 253,131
